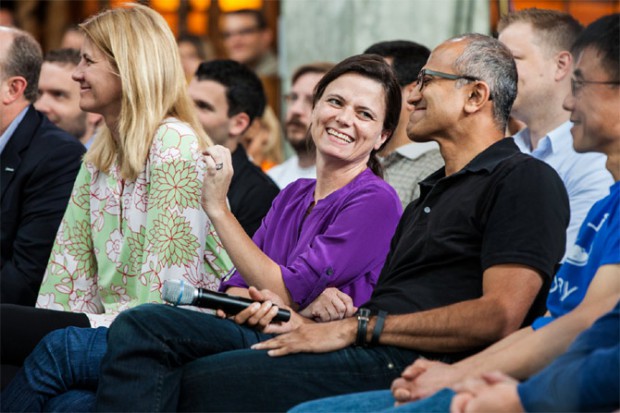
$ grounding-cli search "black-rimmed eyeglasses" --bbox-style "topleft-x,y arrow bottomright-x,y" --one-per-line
570,77 -> 620,96
416,69 -> 491,99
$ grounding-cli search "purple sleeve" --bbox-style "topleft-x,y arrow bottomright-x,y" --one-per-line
218,197 -> 273,292
283,184 -> 401,309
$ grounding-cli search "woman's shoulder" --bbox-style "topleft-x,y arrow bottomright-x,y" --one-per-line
347,169 -> 400,201
155,117 -> 197,140
150,118 -> 202,162
276,178 -> 316,202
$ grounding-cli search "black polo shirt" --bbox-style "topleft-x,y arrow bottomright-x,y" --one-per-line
229,145 -> 279,237
366,138 -> 569,326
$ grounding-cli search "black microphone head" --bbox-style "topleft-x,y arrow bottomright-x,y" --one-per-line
162,279 -> 195,306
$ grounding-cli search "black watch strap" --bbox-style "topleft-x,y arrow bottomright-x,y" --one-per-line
370,310 -> 387,346
355,308 -> 371,346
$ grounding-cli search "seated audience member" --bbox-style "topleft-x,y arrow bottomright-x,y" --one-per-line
498,8 -> 613,252
35,48 -> 101,148
268,62 -> 334,188
0,2 -> 232,388
0,28 -> 85,308
220,8 -> 277,77
177,34 -> 214,82
242,105 -> 284,171
290,13 -> 620,413
452,301 -> 620,413
94,35 -> 569,412
364,40 -> 444,208
188,59 -> 279,236
1,54 -> 403,411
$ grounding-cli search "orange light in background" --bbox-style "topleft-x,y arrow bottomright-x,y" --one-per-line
189,0 -> 211,12
159,12 -> 179,37
150,0 -> 181,13
109,0 -> 135,9
188,11 -> 208,35
218,0 -> 263,12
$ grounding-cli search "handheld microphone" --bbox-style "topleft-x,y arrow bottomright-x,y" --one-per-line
162,280 -> 291,322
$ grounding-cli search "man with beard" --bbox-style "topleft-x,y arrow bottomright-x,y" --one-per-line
268,62 -> 333,189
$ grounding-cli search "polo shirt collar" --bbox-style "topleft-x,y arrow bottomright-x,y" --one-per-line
420,138 -> 520,188
231,144 -> 247,171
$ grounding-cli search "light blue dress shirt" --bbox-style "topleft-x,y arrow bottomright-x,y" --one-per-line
514,121 -> 613,257
0,106 -> 29,155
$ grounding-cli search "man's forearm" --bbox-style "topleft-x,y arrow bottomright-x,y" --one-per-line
455,293 -> 619,381
377,298 -> 518,353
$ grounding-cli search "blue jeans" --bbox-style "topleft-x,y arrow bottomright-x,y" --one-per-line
96,303 -> 420,412
1,327 -> 105,412
289,388 -> 456,412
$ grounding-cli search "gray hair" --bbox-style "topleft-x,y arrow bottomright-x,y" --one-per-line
451,33 -> 517,130
0,28 -> 43,102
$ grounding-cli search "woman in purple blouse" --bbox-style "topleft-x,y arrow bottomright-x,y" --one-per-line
202,54 -> 403,321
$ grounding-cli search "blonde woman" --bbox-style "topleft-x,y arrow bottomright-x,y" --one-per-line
0,3 -> 231,397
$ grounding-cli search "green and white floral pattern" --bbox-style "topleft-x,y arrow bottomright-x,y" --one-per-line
37,119 -> 232,327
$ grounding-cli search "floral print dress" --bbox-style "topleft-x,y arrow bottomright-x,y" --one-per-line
36,118 -> 233,327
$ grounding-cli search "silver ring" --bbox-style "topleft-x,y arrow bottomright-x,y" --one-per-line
215,163 -> 223,170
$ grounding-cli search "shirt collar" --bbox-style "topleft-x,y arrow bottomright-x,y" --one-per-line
0,105 -> 30,155
420,138 -> 521,188
545,121 -> 573,153
513,121 -> 573,155
231,143 -> 248,171
395,141 -> 440,160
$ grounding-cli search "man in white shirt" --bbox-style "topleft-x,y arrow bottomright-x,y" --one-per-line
498,8 -> 613,253
267,62 -> 333,189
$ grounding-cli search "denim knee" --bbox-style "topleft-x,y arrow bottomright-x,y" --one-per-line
107,304 -> 163,343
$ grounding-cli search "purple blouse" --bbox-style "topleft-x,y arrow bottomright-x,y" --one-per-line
220,168 -> 402,309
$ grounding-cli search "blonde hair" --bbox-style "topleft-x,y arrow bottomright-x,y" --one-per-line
81,3 -> 211,180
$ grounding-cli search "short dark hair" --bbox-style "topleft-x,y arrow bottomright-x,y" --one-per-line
177,34 -> 209,61
571,13 -> 619,81
498,8 -> 583,54
364,40 -> 430,87
222,9 -> 267,30
194,59 -> 266,122
313,54 -> 402,178
1,28 -> 42,102
291,62 -> 335,85
44,48 -> 81,66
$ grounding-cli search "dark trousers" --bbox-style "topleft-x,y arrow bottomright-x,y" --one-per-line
95,304 -> 419,412
0,304 -> 89,389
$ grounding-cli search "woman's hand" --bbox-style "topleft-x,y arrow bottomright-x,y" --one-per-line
299,288 -> 357,322
201,145 -> 233,217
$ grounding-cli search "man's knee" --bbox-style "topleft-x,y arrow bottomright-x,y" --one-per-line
107,304 -> 162,341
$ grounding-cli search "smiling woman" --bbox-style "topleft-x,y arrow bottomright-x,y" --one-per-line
200,54 -> 403,313
86,54 -> 404,411
0,3 -> 233,411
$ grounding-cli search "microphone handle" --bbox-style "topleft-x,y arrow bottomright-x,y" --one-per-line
195,290 -> 291,322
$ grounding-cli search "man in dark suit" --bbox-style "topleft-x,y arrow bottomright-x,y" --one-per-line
0,27 -> 85,306
188,59 -> 278,236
